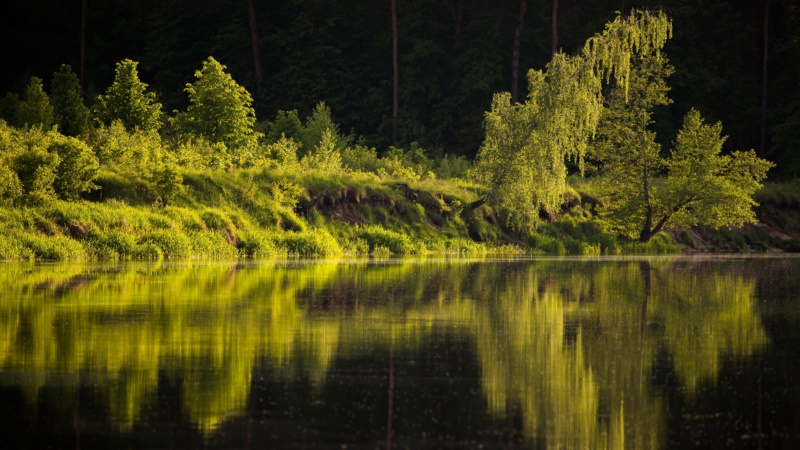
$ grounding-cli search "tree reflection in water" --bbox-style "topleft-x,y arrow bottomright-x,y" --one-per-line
0,257 -> 770,446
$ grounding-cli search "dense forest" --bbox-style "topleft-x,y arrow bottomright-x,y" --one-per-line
1,0 -> 798,177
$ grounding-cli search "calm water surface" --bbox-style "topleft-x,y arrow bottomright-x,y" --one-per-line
1,256 -> 799,449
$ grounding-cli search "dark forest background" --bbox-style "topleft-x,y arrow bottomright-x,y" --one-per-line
2,0 -> 798,177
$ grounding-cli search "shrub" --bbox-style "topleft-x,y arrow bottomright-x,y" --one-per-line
140,230 -> 191,258
92,121 -> 163,168
19,232 -> 86,261
357,225 -> 416,254
148,163 -> 184,205
200,209 -> 232,230
301,128 -> 342,173
276,229 -> 342,256
238,230 -> 283,258
341,144 -> 379,173
188,231 -> 239,258
0,165 -> 23,204
261,135 -> 300,168
49,135 -> 99,200
436,154 -> 471,179
11,145 -> 60,204
527,233 -> 566,255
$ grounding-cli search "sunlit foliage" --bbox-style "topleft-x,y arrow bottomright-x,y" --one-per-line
475,10 -> 672,231
94,59 -> 163,133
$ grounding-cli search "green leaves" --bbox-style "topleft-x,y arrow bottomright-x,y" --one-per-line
50,65 -> 89,137
17,77 -> 54,129
663,109 -> 774,230
475,10 -> 670,231
95,59 -> 163,133
178,56 -> 259,154
0,122 -> 99,204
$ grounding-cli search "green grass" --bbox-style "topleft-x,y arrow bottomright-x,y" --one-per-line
7,166 -> 773,261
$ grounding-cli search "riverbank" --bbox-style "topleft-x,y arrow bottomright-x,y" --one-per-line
2,166 -> 796,261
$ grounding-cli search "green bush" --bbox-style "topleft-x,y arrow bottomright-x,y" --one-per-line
435,154 -> 472,179
527,233 -> 566,255
238,229 -> 284,258
20,232 -> 86,261
0,234 -> 34,260
276,229 -> 342,256
357,225 -> 416,254
0,165 -> 23,204
266,110 -> 303,144
140,230 -> 191,258
200,209 -> 233,230
188,231 -> 239,258
49,135 -> 99,200
148,163 -> 184,205
11,145 -> 59,204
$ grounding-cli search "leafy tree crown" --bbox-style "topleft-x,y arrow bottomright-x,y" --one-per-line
95,59 -> 162,132
180,56 -> 258,151
51,64 -> 89,137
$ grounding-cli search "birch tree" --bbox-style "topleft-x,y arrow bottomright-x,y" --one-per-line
475,9 -> 672,231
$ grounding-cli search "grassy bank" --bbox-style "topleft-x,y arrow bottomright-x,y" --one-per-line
0,164 -> 687,261
3,120 -> 797,261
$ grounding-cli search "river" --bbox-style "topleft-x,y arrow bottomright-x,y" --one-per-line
0,256 -> 798,449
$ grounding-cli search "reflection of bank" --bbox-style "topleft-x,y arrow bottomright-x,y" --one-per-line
0,259 -> 769,444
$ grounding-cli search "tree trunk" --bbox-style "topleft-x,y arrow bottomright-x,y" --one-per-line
80,0 -> 87,96
639,161 -> 653,242
551,0 -> 558,58
246,0 -> 263,89
511,0 -> 527,104
392,0 -> 399,146
759,0 -> 769,157
447,0 -> 463,45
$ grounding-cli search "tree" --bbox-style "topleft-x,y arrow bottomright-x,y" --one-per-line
178,56 -> 258,151
300,101 -> 343,157
266,110 -> 302,144
475,10 -> 672,231
17,77 -> 54,128
391,0 -> 399,145
95,59 -> 162,132
51,65 -> 90,137
301,128 -> 342,173
599,108 -> 773,241
551,0 -> 558,58
246,0 -> 263,88
591,52 -> 674,241
511,0 -> 527,104
759,0 -> 770,156
662,110 -> 772,235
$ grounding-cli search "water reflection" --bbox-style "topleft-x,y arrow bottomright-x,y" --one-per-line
0,257 -> 778,447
